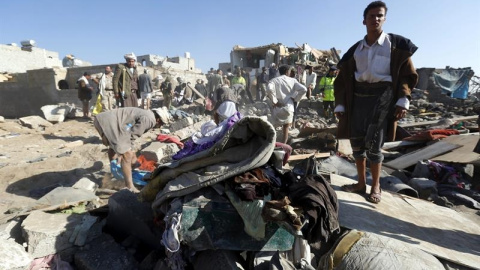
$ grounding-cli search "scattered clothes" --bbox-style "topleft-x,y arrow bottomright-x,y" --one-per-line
403,129 -> 460,141
168,109 -> 190,120
232,168 -> 271,200
288,174 -> 340,244
261,196 -> 304,234
156,134 -> 184,149
161,212 -> 182,253
137,154 -> 157,172
28,254 -> 74,270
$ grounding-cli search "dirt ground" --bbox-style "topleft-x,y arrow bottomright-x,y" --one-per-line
0,116 -> 158,217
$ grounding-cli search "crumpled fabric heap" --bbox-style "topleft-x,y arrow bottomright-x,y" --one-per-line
403,129 -> 460,141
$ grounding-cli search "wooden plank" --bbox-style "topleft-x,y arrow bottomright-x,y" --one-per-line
432,134 -> 480,164
187,84 -> 205,100
398,115 -> 477,128
331,174 -> 480,269
383,141 -> 461,170
288,152 -> 330,161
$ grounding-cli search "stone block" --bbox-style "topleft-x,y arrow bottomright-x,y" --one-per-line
0,239 -> 32,270
140,142 -> 180,163
41,104 -> 75,124
172,127 -> 196,141
21,211 -> 89,258
19,115 -> 53,129
0,116 -> 4,123
0,219 -> 22,243
107,189 -> 162,249
36,187 -> 98,207
74,234 -> 138,270
73,177 -> 98,192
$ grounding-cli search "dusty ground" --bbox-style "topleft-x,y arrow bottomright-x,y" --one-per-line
0,116 -> 159,217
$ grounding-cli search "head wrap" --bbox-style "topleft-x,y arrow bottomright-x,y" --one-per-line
124,52 -> 136,61
216,101 -> 237,122
152,107 -> 172,125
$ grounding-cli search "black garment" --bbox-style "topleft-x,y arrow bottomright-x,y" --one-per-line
77,81 -> 93,100
194,83 -> 207,98
287,174 -> 339,244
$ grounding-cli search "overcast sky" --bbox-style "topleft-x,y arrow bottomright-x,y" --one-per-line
1,0 -> 479,75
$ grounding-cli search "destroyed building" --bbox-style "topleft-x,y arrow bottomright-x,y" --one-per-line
0,41 -> 206,118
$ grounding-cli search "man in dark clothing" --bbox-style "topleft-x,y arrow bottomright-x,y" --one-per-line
256,67 -> 268,101
161,77 -> 174,109
113,53 -> 139,107
138,69 -> 153,109
335,1 -> 418,204
194,79 -> 207,99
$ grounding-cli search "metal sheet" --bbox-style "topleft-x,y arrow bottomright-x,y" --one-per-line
331,174 -> 480,269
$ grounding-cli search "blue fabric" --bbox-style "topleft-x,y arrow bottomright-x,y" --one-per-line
432,68 -> 474,99
110,160 -> 149,186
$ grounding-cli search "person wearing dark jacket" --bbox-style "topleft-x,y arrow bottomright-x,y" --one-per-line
138,69 -> 153,109
334,1 -> 418,204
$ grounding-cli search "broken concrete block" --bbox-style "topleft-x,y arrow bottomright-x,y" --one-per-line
0,239 -> 32,270
169,117 -> 194,132
0,116 -> 4,123
412,160 -> 432,178
408,177 -> 437,199
193,250 -> 246,270
41,104 -> 75,123
0,219 -> 22,243
74,234 -> 139,270
21,211 -> 86,258
172,127 -> 196,141
72,177 -> 98,192
107,189 -> 162,249
61,140 -> 84,148
36,187 -> 98,207
140,142 -> 180,163
19,115 -> 53,129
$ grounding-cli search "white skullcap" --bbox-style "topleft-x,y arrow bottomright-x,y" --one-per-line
124,52 -> 136,61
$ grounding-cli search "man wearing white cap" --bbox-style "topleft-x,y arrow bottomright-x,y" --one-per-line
113,53 -> 139,107
94,107 -> 171,192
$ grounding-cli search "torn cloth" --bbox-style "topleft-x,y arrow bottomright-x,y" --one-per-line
157,134 -> 184,149
403,129 -> 460,141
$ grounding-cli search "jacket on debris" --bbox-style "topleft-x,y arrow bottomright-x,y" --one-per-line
334,33 -> 418,141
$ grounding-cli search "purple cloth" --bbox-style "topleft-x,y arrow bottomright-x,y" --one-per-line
172,112 -> 242,160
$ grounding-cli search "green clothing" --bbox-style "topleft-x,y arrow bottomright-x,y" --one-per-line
231,76 -> 246,86
319,76 -> 335,101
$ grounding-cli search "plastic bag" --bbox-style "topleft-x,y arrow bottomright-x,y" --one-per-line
110,160 -> 149,186
92,94 -> 102,115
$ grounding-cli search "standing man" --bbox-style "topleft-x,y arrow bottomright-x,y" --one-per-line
139,69 -> 154,109
161,77 -> 174,109
77,72 -> 94,118
267,65 -> 307,143
113,53 -> 139,107
194,79 -> 207,99
319,66 -> 337,121
335,1 -> 418,204
303,65 -> 317,99
208,69 -> 224,103
242,68 -> 255,103
256,67 -> 268,101
94,107 -> 171,193
93,66 -> 115,112
269,63 -> 278,81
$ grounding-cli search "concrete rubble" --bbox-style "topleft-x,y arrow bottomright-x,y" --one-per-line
0,43 -> 479,270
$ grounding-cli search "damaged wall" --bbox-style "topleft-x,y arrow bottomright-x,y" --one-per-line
137,54 -> 201,73
0,44 -> 63,73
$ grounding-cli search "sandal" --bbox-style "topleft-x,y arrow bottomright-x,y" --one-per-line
366,189 -> 382,204
341,183 -> 366,194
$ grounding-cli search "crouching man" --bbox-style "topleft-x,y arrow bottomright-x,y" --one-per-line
94,107 -> 171,192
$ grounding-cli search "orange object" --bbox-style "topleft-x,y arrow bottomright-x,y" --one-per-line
137,155 -> 157,172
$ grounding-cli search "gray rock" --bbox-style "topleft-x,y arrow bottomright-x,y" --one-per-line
72,177 -> 98,192
41,104 -> 74,123
169,117 -> 194,132
140,142 -> 180,163
0,219 -> 22,243
107,190 -> 162,249
21,211 -> 89,258
74,234 -> 138,270
408,177 -> 437,199
0,239 -> 32,270
19,115 -> 53,129
412,160 -> 432,178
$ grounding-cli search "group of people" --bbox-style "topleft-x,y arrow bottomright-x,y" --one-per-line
83,1 -> 418,205
77,53 -> 157,118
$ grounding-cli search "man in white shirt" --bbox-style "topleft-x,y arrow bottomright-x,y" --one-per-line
303,65 -> 317,99
267,65 -> 307,143
334,1 -> 418,204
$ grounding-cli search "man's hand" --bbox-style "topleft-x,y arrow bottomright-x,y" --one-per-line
394,106 -> 407,120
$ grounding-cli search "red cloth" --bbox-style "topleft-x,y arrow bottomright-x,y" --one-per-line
156,134 -> 184,149
403,129 -> 460,141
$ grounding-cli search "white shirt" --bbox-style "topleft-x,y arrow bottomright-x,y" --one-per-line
267,75 -> 307,112
335,32 -> 409,112
305,72 -> 317,89
354,31 -> 392,83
